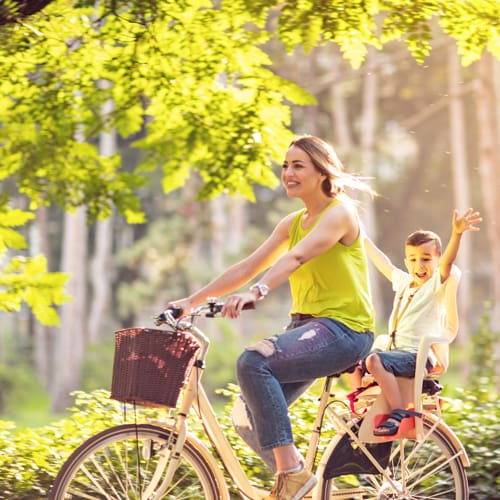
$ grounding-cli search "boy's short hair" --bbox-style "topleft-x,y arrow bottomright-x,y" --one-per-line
405,230 -> 442,255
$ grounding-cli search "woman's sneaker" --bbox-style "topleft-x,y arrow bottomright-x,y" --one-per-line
267,467 -> 317,500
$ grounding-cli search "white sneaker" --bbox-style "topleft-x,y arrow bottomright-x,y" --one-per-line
267,467 -> 317,500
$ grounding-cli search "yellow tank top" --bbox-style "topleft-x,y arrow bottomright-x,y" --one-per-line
289,201 -> 375,333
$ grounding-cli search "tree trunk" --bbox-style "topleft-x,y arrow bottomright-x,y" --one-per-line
211,196 -> 226,275
88,216 -> 113,343
88,96 -> 116,344
448,45 -> 472,343
359,48 -> 383,320
50,207 -> 88,412
474,53 -> 500,389
31,206 -> 52,390
209,195 -> 249,337
328,49 -> 353,157
226,196 -> 246,258
303,48 -> 320,136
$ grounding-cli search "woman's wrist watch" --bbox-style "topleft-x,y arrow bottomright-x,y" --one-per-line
249,283 -> 269,300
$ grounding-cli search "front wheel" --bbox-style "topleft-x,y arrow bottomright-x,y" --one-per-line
49,424 -> 223,499
320,416 -> 469,499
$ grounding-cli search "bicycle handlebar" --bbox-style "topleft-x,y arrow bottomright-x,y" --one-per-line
154,297 -> 255,328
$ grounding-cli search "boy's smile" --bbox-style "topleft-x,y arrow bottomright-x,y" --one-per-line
404,241 -> 441,286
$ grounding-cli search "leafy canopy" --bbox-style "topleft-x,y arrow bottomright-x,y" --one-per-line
0,0 -> 499,324
0,0 -> 311,323
1,0 -> 498,213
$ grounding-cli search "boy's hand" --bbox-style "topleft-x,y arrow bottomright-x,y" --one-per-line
452,208 -> 482,235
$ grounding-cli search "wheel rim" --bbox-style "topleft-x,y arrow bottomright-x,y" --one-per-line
322,418 -> 468,499
52,425 -> 219,499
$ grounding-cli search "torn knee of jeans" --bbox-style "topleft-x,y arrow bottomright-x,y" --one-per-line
246,336 -> 278,357
231,397 -> 253,430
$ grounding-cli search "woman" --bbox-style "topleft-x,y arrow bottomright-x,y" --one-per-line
168,135 -> 375,500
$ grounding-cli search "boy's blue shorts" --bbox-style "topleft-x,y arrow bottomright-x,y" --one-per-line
364,349 -> 432,378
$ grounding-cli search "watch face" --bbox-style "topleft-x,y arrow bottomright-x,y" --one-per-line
251,283 -> 268,298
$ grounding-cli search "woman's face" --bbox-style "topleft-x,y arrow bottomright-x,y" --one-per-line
281,145 -> 326,199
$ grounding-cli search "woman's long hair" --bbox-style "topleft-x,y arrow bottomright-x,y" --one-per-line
289,135 -> 375,199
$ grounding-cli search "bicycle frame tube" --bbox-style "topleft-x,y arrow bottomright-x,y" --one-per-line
305,377 -> 334,471
312,393 -> 407,500
172,328 -> 268,500
194,379 -> 268,499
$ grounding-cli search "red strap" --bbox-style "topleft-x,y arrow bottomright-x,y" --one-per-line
346,381 -> 378,413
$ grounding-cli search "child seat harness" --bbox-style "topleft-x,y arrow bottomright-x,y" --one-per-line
386,285 -> 418,350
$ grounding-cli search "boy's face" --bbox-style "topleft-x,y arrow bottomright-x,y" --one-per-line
404,241 -> 441,286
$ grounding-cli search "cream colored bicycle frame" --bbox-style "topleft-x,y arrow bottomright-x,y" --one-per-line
145,313 -> 469,500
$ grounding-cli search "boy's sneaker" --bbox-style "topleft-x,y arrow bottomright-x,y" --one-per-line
268,467 -> 317,500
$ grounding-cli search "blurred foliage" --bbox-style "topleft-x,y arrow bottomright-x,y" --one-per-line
1,378 -> 499,498
468,301 -> 499,393
0,0 -> 305,213
0,391 -> 164,499
444,388 -> 500,499
80,336 -> 115,394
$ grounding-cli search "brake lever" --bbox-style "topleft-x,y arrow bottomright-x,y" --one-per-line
154,306 -> 183,326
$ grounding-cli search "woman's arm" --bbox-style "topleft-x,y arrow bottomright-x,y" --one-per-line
221,203 -> 359,318
169,212 -> 295,312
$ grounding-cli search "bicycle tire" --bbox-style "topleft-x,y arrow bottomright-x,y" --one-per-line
320,415 -> 469,499
49,423 -> 223,499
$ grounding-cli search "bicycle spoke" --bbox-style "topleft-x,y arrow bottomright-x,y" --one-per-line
51,424 -> 221,499
321,417 -> 468,499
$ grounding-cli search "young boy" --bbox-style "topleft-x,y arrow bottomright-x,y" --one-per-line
358,208 -> 481,436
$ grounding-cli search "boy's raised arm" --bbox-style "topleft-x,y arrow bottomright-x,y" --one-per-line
364,235 -> 396,281
440,208 -> 481,282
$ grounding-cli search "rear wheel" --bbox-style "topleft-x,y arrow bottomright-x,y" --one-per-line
321,416 -> 468,499
50,424 -> 222,499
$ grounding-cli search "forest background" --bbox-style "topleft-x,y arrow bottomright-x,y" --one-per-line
0,0 -> 499,444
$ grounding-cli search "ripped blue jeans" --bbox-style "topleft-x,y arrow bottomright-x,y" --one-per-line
232,316 -> 373,471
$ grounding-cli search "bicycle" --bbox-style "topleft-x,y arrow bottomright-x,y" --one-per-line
49,298 -> 470,499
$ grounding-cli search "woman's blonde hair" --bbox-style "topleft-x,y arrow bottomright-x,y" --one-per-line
288,135 -> 375,198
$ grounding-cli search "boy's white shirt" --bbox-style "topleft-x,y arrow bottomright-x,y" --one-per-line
387,265 -> 461,370
389,268 -> 444,352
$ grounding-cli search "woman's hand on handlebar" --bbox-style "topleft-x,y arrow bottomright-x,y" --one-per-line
221,291 -> 257,319
166,297 -> 193,318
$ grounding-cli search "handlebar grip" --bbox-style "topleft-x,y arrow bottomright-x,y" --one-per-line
169,306 -> 184,319
154,306 -> 183,325
205,300 -> 255,318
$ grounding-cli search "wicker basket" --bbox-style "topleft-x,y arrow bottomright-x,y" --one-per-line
110,327 -> 201,408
